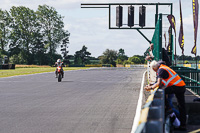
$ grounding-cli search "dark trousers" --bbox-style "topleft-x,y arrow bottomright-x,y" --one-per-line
165,85 -> 186,126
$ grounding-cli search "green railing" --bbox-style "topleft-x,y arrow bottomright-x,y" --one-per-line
171,66 -> 200,95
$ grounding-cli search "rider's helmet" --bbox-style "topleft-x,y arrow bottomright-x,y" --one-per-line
57,59 -> 61,63
57,59 -> 61,65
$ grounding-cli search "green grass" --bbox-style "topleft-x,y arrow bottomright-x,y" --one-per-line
0,67 -> 91,78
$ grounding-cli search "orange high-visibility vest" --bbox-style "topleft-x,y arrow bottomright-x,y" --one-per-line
159,64 -> 185,88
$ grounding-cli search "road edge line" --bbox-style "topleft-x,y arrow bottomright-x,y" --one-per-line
131,70 -> 147,133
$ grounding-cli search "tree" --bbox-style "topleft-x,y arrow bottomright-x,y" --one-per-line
31,33 -> 46,65
123,60 -> 132,66
116,48 -> 128,64
74,45 -> 91,65
60,31 -> 70,64
9,6 -> 39,64
99,49 -> 117,66
133,55 -> 145,64
0,9 -> 12,55
128,56 -> 141,64
177,55 -> 193,60
0,5 -> 70,65
118,48 -> 125,56
9,51 -> 26,64
116,58 -> 123,64
36,5 -> 67,64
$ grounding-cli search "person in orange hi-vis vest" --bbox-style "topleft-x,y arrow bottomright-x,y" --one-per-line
144,60 -> 186,131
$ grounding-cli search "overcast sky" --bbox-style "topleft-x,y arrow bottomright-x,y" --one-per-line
0,0 -> 198,57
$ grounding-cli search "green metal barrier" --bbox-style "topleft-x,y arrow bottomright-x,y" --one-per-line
144,14 -> 162,61
144,13 -> 174,63
171,66 -> 200,95
151,14 -> 162,61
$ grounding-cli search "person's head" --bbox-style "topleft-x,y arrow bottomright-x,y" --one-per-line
150,60 -> 160,72
57,59 -> 61,64
150,43 -> 154,51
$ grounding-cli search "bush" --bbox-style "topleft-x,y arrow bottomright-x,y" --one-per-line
128,56 -> 141,64
123,60 -> 132,66
116,58 -> 123,64
9,52 -> 27,64
184,60 -> 189,64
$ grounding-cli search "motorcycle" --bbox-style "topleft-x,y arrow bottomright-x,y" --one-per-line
57,66 -> 62,82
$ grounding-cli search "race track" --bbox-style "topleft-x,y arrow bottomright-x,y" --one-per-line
0,67 -> 146,133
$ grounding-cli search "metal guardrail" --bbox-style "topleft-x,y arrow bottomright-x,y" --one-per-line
135,66 -> 200,133
125,64 -> 148,68
171,66 -> 200,95
135,87 -> 165,133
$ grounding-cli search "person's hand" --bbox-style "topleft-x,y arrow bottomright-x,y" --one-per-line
145,56 -> 152,61
144,85 -> 152,91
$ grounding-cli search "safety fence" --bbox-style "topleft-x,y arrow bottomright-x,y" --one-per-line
177,64 -> 200,69
135,87 -> 165,133
125,64 -> 148,68
64,64 -> 113,67
172,66 -> 200,95
66,64 -> 147,68
0,64 -> 15,69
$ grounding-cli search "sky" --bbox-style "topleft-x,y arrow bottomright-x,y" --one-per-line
0,0 -> 198,57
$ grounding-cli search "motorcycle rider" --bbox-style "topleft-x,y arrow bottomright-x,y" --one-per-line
55,59 -> 64,78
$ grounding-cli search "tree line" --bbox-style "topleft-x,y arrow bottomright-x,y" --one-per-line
176,55 -> 200,61
71,45 -> 199,66
68,46 -> 146,67
176,55 -> 200,64
0,5 -> 69,65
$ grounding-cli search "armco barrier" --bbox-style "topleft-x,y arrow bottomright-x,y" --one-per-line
135,87 -> 165,133
68,65 -> 85,67
85,64 -> 102,67
65,64 -> 112,67
0,64 -> 15,69
125,64 -> 147,68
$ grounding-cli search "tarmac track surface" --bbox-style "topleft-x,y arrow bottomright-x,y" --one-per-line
0,67 -> 146,133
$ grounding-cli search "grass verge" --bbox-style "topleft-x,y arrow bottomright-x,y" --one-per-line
0,67 -> 91,78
